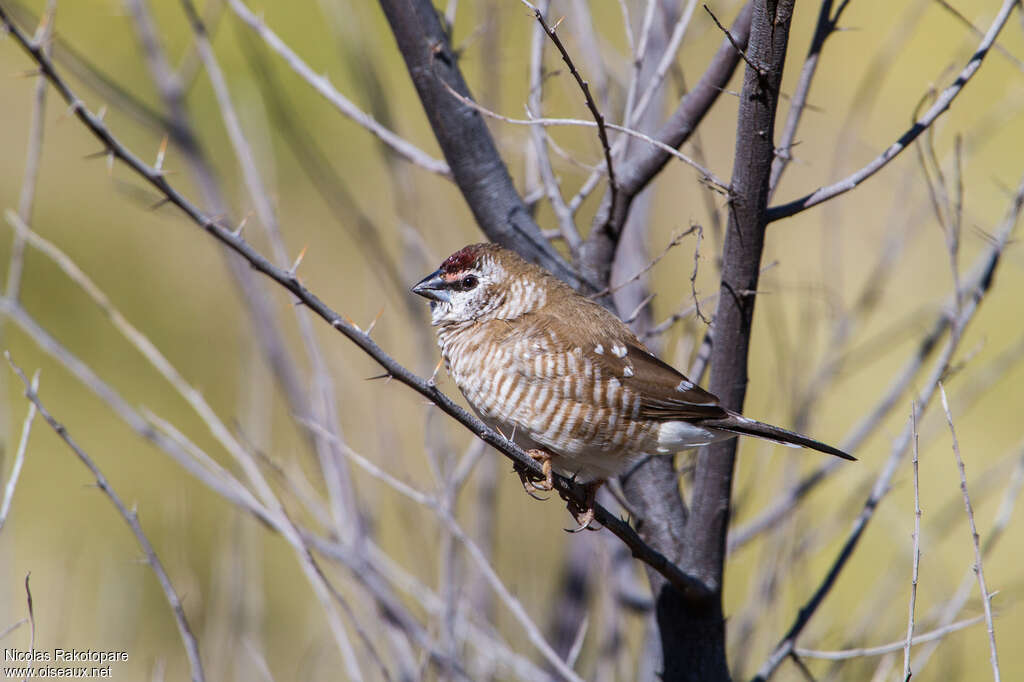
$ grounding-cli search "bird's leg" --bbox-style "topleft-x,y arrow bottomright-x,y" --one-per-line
564,479 -> 604,533
513,449 -> 554,498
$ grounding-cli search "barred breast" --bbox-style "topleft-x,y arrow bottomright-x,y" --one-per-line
438,320 -> 661,480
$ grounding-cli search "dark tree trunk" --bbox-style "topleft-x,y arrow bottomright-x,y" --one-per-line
672,1 -> 796,679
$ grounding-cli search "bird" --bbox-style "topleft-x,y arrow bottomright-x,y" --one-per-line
412,243 -> 854,530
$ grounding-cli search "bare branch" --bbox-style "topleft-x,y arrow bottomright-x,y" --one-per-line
933,0 -> 1024,73
7,358 -> 206,682
0,369 -> 38,532
6,0 -> 55,301
904,401 -> 922,681
581,0 -> 752,285
939,383 -> 1001,681
768,0 -> 855,197
442,83 -> 728,190
125,0 -> 326,479
300,418 -> 583,682
751,170 -> 1024,682
24,573 -> 35,680
767,0 -> 1019,221
728,177 -> 1022,553
519,0 -> 619,221
795,616 -> 984,661
0,6 -> 708,603
226,0 -> 450,178
182,0 -> 361,541
526,0 -> 582,254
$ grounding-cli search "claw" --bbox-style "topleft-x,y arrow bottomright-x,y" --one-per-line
526,449 -> 554,491
513,454 -> 553,500
562,480 -> 604,533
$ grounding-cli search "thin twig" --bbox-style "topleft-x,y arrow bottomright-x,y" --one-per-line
767,0 -> 1019,221
0,369 -> 38,532
627,0 -> 701,128
183,0 -> 361,549
912,443 -> 1024,674
0,299 -> 452,676
704,4 -> 761,76
768,0 -> 856,198
933,0 -> 1024,73
226,0 -> 451,178
442,81 -> 728,190
0,4 -> 709,603
519,0 -> 619,219
7,0 -> 55,301
904,401 -> 922,681
729,171 -> 1023,553
939,383 -> 1000,681
568,0 -> 752,218
795,616 -> 984,660
593,225 -> 699,298
7,358 -> 206,682
526,0 -> 582,254
619,0 -> 656,142
298,418 -> 584,682
0,618 -> 27,641
644,260 -> 777,340
24,573 -> 35,681
751,169 -> 1023,681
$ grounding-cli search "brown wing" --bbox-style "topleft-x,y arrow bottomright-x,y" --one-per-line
510,296 -> 726,421
611,343 -> 726,421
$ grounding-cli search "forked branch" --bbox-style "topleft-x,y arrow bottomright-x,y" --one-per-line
0,3 -> 710,604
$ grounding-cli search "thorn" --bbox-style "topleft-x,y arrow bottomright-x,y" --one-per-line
148,197 -> 171,212
365,372 -> 393,381
342,313 -> 361,333
96,106 -> 108,122
365,307 -> 385,337
154,135 -> 169,172
232,213 -> 250,237
83,149 -> 109,160
57,102 -> 76,123
428,356 -> 444,386
33,8 -> 52,41
288,245 -> 308,276
11,68 -> 41,78
551,15 -> 566,31
106,151 -> 115,175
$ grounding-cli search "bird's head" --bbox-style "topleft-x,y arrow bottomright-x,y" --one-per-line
412,243 -> 548,325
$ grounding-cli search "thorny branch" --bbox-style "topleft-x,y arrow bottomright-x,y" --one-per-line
940,384 -> 1001,681
767,0 -> 1020,221
0,3 -> 711,604
751,169 -> 1024,682
519,0 -> 619,222
7,357 -> 207,682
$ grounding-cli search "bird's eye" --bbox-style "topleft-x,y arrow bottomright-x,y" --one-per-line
460,275 -> 479,291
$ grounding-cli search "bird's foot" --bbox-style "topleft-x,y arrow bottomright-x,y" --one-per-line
564,480 -> 604,533
513,449 -> 554,499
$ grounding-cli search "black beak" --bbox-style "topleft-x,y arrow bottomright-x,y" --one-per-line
411,269 -> 450,303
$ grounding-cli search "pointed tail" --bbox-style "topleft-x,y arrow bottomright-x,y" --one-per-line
698,413 -> 856,461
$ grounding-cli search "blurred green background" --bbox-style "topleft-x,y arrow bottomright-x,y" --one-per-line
0,0 -> 1023,679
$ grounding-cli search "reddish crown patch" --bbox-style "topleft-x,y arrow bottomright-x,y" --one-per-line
440,244 -> 486,274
